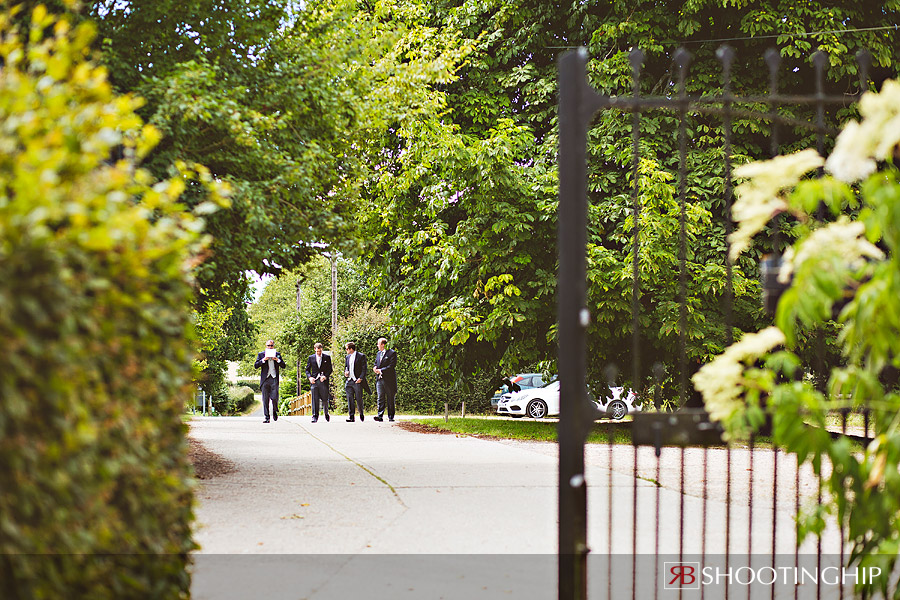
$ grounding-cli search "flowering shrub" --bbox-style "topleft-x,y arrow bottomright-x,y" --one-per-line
694,80 -> 900,597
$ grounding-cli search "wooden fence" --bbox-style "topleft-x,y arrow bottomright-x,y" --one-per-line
288,392 -> 313,416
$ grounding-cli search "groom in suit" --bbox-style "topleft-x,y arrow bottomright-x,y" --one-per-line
305,342 -> 332,423
254,340 -> 286,423
343,342 -> 369,422
372,337 -> 398,422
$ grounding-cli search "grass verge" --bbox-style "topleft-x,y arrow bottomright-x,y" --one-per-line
409,416 -> 868,450
412,417 -> 632,444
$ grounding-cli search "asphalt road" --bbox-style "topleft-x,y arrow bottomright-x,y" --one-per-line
188,415 -> 846,600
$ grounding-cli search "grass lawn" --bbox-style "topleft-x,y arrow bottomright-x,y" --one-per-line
411,415 -> 875,453
412,417 -> 632,444
409,416 -> 789,449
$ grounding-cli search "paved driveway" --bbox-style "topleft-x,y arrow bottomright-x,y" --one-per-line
188,415 -> 845,600
190,415 -> 563,599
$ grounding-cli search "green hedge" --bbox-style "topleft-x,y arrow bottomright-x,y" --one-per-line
238,379 -> 261,393
0,12 -> 209,598
228,385 -> 256,413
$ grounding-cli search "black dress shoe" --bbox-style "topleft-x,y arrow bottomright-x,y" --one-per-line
346,418 -> 355,422
311,418 -> 318,423
374,416 -> 383,422
274,413 -> 278,421
360,414 -> 364,421
389,418 -> 395,422
264,419 -> 270,423
325,414 -> 330,422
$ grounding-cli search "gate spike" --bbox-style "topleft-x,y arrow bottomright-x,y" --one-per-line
856,49 -> 872,94
812,50 -> 829,72
764,48 -> 781,71
716,44 -> 735,71
673,47 -> 692,71
629,48 -> 645,77
764,48 -> 781,93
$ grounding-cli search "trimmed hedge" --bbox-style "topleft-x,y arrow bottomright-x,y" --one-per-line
0,11 -> 211,598
228,385 -> 256,413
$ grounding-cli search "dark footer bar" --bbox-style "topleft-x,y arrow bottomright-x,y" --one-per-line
190,554 -> 880,600
3,553 -> 886,599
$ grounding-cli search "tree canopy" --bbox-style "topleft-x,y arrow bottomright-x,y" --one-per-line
356,0 -> 900,394
24,0 -> 899,395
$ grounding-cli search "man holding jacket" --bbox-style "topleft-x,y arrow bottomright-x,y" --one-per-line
305,342 -> 332,423
343,342 -> 369,422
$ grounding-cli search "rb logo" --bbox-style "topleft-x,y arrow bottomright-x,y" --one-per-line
663,562 -> 701,590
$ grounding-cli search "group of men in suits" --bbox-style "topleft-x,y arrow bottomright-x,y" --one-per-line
255,337 -> 397,424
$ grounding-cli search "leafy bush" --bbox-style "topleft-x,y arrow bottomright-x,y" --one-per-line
279,395 -> 296,416
238,379 -> 261,393
0,10 -> 221,598
694,81 -> 900,598
228,386 -> 256,413
208,380 -> 232,415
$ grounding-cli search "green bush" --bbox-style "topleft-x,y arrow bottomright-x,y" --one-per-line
209,380 -> 232,415
228,385 -> 256,413
0,10 -> 220,598
239,379 -> 261,393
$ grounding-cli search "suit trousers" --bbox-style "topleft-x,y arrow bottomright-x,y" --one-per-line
376,379 -> 396,419
261,376 -> 279,419
345,381 -> 364,418
311,380 -> 329,419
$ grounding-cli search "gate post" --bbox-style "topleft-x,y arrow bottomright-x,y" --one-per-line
557,47 -> 603,600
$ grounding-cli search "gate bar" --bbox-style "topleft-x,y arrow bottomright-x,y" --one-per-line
558,47 -> 604,600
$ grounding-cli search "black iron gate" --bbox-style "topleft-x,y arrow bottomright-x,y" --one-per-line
557,46 -> 876,600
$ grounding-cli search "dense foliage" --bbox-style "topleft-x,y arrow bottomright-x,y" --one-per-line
0,9 -> 215,597
694,81 -> 900,598
357,0 -> 900,398
194,292 -> 255,412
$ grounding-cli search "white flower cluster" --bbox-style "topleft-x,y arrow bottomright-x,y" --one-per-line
825,80 -> 900,182
728,149 -> 824,261
778,217 -> 885,283
692,326 -> 785,431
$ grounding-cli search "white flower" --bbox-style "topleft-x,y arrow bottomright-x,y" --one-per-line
728,192 -> 787,262
779,217 -> 884,283
825,121 -> 877,182
733,149 -> 824,184
826,79 -> 900,182
693,327 -> 786,432
729,149 -> 824,261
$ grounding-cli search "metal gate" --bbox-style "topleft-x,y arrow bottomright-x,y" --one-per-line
557,46 -> 876,599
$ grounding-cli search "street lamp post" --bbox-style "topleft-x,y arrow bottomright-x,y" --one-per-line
297,279 -> 302,397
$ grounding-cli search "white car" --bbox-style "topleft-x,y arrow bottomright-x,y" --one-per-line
496,380 -> 640,420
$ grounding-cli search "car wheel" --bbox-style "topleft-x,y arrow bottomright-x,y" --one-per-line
527,399 -> 548,419
607,400 -> 627,420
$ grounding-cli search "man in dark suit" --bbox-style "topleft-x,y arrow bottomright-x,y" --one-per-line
305,342 -> 332,423
372,337 -> 398,422
343,342 -> 369,422
254,340 -> 286,423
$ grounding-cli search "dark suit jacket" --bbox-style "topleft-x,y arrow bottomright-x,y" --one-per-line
255,351 -> 287,386
305,353 -> 333,386
374,348 -> 398,391
344,351 -> 371,395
